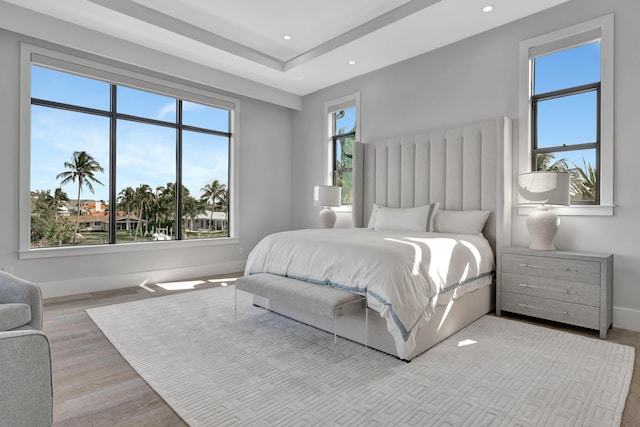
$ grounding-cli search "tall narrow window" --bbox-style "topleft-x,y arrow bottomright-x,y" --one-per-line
519,15 -> 613,214
532,41 -> 601,204
331,107 -> 356,205
29,64 -> 233,249
325,93 -> 359,209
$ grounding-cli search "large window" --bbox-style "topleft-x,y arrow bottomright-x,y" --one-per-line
28,60 -> 234,249
325,93 -> 359,207
519,15 -> 613,215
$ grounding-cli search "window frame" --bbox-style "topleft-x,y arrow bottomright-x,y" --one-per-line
19,43 -> 240,259
323,93 -> 360,211
518,14 -> 614,216
532,81 -> 601,204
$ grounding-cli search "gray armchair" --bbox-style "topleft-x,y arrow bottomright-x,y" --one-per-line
0,271 -> 53,427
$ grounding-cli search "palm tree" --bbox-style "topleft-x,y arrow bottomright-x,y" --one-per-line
537,153 -> 597,202
570,158 -> 597,201
52,188 -> 69,220
118,187 -> 136,236
56,151 -> 104,244
214,188 -> 229,231
133,184 -> 153,239
182,195 -> 206,234
200,179 -> 227,231
535,153 -> 569,172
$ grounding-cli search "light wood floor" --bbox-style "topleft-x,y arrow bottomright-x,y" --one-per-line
44,276 -> 639,426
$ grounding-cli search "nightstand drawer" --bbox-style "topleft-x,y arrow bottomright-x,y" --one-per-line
502,273 -> 599,306
502,254 -> 600,284
501,292 -> 599,330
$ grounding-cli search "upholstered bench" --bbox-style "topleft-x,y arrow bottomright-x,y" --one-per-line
235,273 -> 367,349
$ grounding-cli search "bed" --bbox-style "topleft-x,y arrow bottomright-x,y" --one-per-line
244,117 -> 512,360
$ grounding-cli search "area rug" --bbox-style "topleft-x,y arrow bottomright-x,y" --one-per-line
86,286 -> 634,426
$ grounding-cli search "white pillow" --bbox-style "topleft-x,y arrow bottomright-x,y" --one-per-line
433,210 -> 491,234
373,203 -> 439,232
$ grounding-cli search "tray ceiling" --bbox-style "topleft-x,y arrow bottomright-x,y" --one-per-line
1,0 -> 570,96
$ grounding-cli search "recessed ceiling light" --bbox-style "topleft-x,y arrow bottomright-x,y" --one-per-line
283,35 -> 292,40
483,5 -> 494,13
348,60 -> 356,65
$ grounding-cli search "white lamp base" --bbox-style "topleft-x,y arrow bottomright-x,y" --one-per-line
526,206 -> 560,251
318,207 -> 337,228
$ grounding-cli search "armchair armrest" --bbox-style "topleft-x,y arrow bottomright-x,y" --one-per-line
0,330 -> 53,427
0,271 -> 43,330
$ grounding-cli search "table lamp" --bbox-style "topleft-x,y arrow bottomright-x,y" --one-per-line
313,185 -> 341,228
517,171 -> 571,250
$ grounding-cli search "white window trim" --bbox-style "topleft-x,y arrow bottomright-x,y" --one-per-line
19,43 -> 240,259
323,92 -> 360,212
518,14 -> 614,217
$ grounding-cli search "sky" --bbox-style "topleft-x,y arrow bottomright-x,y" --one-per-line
533,40 -> 600,171
30,66 -> 230,203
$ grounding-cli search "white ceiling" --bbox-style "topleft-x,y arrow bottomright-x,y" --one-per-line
2,0 -> 570,96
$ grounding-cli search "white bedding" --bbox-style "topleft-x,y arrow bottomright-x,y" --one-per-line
244,228 -> 495,359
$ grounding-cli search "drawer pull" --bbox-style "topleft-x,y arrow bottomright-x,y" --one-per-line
518,303 -> 569,316
518,283 -> 573,294
518,263 -> 574,272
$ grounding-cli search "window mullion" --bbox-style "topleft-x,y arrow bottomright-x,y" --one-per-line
533,82 -> 600,101
109,85 -> 117,244
332,136 -> 338,185
534,142 -> 598,154
176,100 -> 183,240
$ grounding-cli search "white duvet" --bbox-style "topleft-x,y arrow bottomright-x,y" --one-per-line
244,228 -> 495,358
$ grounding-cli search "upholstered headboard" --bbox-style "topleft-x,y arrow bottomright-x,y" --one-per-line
353,117 -> 512,253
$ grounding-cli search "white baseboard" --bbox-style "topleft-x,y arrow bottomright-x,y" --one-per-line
613,306 -> 640,333
41,261 -> 246,299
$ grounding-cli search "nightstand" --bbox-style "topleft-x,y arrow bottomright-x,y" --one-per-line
497,246 -> 613,339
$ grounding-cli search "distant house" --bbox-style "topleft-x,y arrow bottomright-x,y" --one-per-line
191,211 -> 226,231
77,215 -> 109,232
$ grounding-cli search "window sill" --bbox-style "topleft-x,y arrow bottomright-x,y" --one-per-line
517,205 -> 614,217
18,237 -> 240,260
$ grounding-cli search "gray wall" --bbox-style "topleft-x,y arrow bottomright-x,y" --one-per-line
292,0 -> 640,331
0,28 -> 293,297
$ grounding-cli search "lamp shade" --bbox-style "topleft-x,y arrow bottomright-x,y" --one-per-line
517,171 -> 571,207
313,185 -> 342,208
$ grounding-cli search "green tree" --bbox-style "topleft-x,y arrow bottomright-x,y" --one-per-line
570,158 -> 597,201
200,179 -> 226,231
214,188 -> 229,231
56,151 -> 104,244
535,153 -> 569,172
536,153 -> 597,202
52,188 -> 69,220
118,186 -> 136,236
182,194 -> 206,235
30,189 -> 75,246
30,190 -> 54,245
133,184 -> 153,239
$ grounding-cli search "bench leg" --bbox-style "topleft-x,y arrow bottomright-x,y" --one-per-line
333,313 -> 338,357
364,305 -> 368,349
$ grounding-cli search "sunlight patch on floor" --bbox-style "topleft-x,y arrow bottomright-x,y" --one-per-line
457,339 -> 477,347
156,280 -> 206,291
